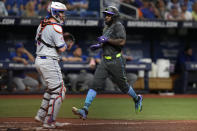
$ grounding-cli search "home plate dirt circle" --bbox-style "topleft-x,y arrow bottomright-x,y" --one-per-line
0,118 -> 197,131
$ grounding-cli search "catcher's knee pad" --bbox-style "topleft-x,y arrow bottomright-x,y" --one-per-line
47,82 -> 66,101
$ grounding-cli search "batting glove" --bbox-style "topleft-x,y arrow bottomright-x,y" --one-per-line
97,36 -> 108,43
90,43 -> 102,51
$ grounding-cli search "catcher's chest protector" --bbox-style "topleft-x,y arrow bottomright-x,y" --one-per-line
37,19 -> 62,49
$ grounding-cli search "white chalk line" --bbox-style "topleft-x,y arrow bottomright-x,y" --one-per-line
2,121 -> 197,126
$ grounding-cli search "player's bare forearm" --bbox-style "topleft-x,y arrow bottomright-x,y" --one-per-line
19,48 -> 34,62
26,52 -> 35,62
13,57 -> 25,63
67,57 -> 82,62
107,39 -> 125,46
13,57 -> 28,65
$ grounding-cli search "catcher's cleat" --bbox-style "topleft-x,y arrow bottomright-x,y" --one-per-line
43,121 -> 66,129
35,115 -> 44,123
135,95 -> 143,113
43,123 -> 56,129
72,107 -> 88,120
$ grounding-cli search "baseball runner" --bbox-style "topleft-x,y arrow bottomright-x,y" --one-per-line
72,6 -> 143,119
34,1 -> 72,129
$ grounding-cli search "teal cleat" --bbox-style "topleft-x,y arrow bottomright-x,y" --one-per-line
72,107 -> 88,120
135,95 -> 143,113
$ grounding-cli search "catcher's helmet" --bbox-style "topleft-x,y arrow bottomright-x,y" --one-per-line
102,6 -> 119,18
47,1 -> 67,24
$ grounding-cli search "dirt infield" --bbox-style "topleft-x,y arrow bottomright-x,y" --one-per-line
0,118 -> 197,131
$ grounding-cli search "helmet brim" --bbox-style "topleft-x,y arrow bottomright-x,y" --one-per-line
51,7 -> 66,12
102,11 -> 115,15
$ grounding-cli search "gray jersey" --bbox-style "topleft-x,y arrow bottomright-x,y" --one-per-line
102,21 -> 126,56
35,24 -> 66,59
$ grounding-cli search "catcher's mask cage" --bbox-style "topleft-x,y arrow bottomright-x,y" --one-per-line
48,1 -> 67,24
102,6 -> 120,19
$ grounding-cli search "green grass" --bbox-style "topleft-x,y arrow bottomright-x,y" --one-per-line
0,97 -> 197,120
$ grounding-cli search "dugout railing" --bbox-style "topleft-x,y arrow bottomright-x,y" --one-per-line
0,61 -> 151,94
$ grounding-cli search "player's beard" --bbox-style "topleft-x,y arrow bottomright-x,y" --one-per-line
105,19 -> 113,26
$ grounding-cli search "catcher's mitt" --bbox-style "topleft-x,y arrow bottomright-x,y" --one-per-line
63,32 -> 75,43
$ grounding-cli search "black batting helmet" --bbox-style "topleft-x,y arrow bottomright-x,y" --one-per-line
102,6 -> 119,18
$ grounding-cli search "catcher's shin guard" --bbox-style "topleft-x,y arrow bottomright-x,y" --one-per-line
36,92 -> 51,121
44,83 -> 66,124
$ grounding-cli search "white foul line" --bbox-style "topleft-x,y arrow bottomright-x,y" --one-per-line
3,121 -> 196,126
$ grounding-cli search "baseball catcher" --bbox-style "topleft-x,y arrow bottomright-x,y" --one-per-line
34,1 -> 70,129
